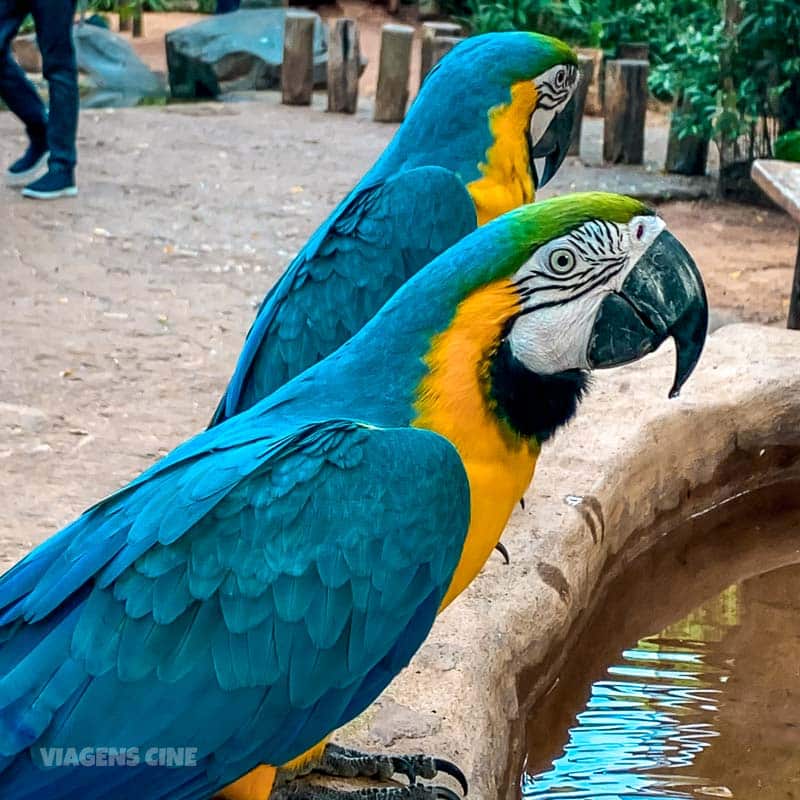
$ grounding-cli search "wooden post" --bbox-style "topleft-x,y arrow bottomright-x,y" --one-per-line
419,22 -> 461,86
282,11 -> 316,106
374,24 -> 413,123
132,1 -> 143,38
789,234 -> 800,330
568,54 -> 594,156
327,18 -> 360,114
603,59 -> 648,164
618,42 -> 649,61
577,47 -> 603,115
118,2 -> 132,32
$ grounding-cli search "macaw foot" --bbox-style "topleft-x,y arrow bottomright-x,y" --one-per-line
271,781 -> 462,800
314,744 -> 466,792
274,744 -> 467,800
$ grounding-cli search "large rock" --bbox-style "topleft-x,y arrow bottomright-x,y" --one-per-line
166,9 -> 329,100
74,23 -> 165,108
9,24 -> 164,108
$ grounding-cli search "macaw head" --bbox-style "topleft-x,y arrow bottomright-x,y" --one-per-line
390,32 -> 580,222
486,194 -> 708,437
394,193 -> 708,444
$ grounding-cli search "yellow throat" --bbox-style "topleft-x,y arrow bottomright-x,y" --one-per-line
413,279 -> 539,610
466,81 -> 538,226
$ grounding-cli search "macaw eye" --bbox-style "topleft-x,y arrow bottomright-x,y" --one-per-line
555,68 -> 567,87
635,223 -> 645,240
549,248 -> 575,274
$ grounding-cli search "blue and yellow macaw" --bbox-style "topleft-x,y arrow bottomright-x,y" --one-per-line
210,31 -> 580,426
0,194 -> 707,800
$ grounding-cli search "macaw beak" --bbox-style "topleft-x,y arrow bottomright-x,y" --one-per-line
530,96 -> 576,190
587,230 -> 709,397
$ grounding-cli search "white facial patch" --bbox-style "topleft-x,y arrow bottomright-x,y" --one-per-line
507,215 -> 666,374
529,63 -> 579,148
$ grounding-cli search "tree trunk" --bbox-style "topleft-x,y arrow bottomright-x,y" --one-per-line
374,24 -> 413,123
132,1 -> 143,38
603,59 -> 648,164
789,235 -> 800,330
282,11 -> 316,106
665,94 -> 709,175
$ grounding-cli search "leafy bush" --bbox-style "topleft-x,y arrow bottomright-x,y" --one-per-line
455,0 -> 717,67
457,0 -> 799,170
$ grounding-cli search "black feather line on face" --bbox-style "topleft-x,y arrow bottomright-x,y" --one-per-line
488,337 -> 590,443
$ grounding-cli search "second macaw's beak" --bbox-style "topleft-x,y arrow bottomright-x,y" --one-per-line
530,96 -> 576,190
587,230 -> 709,397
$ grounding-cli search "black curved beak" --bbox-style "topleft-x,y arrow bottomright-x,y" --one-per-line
531,97 -> 576,190
587,230 -> 708,397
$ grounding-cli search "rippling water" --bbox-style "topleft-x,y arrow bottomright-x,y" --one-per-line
522,487 -> 800,800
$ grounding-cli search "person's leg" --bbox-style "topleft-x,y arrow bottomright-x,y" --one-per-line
21,0 -> 78,197
0,0 -> 50,184
215,0 -> 240,13
30,0 -> 77,172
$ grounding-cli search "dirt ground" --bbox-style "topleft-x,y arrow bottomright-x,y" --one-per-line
0,95 -> 797,571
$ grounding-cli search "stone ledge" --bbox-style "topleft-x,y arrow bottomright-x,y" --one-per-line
304,323 -> 800,799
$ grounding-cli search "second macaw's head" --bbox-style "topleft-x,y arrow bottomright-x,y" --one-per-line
410,194 -> 708,446
393,31 -> 579,225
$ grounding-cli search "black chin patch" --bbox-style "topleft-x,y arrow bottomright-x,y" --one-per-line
488,339 -> 590,443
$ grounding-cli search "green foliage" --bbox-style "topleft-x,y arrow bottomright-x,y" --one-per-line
774,130 -> 800,162
456,0 -> 717,63
457,0 -> 799,164
659,0 -> 799,160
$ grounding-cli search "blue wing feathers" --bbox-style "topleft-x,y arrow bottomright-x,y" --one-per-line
212,166 -> 477,424
0,419 -> 470,798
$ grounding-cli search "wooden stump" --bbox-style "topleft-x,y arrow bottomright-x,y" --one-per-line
327,18 -> 360,114
568,54 -> 594,156
419,22 -> 461,86
603,59 -> 648,165
618,42 -> 649,61
374,24 -> 413,123
118,6 -> 132,32
282,11 -> 316,106
577,47 -> 603,115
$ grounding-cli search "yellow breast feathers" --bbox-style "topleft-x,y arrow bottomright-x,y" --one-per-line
466,81 -> 538,227
413,280 -> 539,610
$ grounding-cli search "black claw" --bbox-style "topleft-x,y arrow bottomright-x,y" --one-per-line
494,541 -> 510,565
520,497 -> 525,509
433,759 -> 468,796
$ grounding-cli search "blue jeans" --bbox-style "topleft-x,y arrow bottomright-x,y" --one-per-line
0,0 -> 78,171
